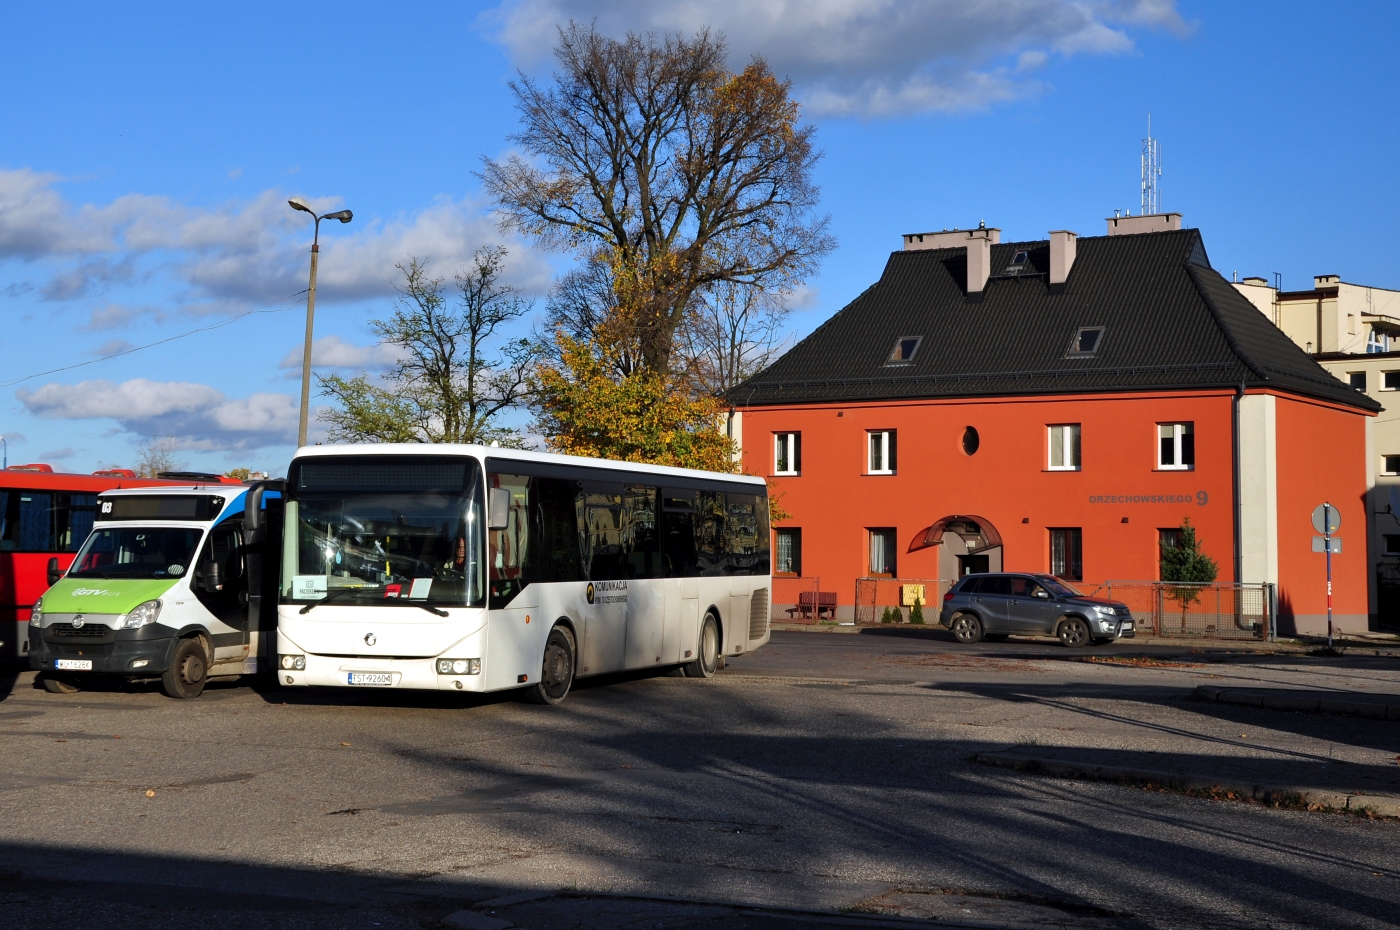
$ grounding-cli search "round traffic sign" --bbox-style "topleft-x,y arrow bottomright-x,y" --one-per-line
1311,503 -> 1341,534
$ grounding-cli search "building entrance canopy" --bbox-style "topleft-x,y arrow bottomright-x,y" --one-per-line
910,515 -> 1003,554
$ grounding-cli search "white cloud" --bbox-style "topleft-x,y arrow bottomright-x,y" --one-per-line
0,171 -> 552,308
17,378 -> 303,451
277,335 -> 404,375
39,447 -> 76,460
481,0 -> 1191,117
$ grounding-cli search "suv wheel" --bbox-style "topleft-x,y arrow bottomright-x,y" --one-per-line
1057,617 -> 1090,648
950,612 -> 983,644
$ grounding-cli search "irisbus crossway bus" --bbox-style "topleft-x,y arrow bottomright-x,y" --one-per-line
275,445 -> 772,703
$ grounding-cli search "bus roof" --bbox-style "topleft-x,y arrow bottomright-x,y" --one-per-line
291,443 -> 766,488
95,485 -> 246,498
0,471 -> 194,493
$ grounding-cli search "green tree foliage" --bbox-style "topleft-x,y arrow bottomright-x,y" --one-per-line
318,249 -> 535,445
1160,517 -> 1218,609
909,596 -> 925,625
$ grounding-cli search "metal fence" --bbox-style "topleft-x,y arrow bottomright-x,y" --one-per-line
1090,581 -> 1276,641
771,576 -> 826,623
854,578 -> 949,626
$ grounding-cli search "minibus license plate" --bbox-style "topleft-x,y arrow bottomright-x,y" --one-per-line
55,659 -> 92,671
347,672 -> 392,686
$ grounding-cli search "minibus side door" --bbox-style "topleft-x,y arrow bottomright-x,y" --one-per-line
193,518 -> 250,663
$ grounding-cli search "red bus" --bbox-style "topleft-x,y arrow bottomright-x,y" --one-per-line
0,464 -> 244,662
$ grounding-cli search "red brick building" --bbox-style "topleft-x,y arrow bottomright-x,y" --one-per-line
732,216 -> 1376,635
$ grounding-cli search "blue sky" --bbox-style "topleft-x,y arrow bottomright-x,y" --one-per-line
2,1 -> 1397,475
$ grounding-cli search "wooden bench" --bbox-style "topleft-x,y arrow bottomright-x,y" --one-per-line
786,590 -> 837,621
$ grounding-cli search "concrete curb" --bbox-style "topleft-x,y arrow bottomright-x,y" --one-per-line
975,748 -> 1400,818
1192,685 -> 1400,720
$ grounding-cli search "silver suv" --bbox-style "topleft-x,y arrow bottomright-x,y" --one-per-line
938,573 -> 1135,647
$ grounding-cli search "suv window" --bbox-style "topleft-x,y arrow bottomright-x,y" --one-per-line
956,576 -> 982,594
977,576 -> 1013,596
1007,576 -> 1040,596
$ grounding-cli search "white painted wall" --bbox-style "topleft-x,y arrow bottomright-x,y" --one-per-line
1237,394 -> 1279,586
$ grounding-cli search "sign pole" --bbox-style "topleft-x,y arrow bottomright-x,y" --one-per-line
1324,502 -> 1334,649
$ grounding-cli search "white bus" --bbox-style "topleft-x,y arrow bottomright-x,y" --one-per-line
274,444 -> 772,703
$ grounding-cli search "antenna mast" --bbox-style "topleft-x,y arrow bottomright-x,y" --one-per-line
1141,114 -> 1161,216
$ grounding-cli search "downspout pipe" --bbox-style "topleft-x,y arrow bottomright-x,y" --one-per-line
1233,381 -> 1244,585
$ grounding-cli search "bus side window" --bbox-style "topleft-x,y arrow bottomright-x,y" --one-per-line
583,484 -> 626,580
661,490 -> 698,578
623,485 -> 660,579
532,477 -> 583,583
695,491 -> 727,576
725,494 -> 770,576
488,474 -> 532,602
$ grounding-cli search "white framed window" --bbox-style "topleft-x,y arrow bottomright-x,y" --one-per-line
868,430 -> 897,474
1347,372 -> 1366,391
869,528 -> 897,576
1047,424 -> 1081,471
1384,371 -> 1400,391
776,528 -> 801,575
1157,423 -> 1195,470
1384,455 -> 1400,476
774,432 -> 801,475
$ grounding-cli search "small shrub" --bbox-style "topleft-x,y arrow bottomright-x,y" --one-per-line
910,596 -> 925,624
880,606 -> 895,624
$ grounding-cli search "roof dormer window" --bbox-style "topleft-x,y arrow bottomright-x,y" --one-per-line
1066,326 -> 1105,358
886,336 -> 922,366
1005,250 -> 1030,273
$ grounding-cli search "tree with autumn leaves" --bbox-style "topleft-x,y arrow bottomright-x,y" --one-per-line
484,24 -> 831,472
319,24 -> 828,483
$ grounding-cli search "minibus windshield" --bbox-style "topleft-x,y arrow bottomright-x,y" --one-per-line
68,527 -> 204,580
282,458 -> 485,608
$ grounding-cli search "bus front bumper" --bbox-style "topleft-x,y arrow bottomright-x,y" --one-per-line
275,652 -> 486,692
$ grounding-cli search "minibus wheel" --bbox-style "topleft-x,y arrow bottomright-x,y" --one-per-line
684,613 -> 721,679
161,637 -> 208,699
523,625 -> 575,706
41,674 -> 80,694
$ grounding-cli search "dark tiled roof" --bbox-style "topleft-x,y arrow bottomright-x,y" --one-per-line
732,229 -> 1379,413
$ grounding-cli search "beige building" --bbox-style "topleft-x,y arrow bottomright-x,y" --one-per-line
1233,274 -> 1400,627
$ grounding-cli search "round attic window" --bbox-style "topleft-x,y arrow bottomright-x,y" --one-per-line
961,426 -> 980,456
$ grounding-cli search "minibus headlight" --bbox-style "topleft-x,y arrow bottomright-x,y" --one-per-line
29,598 -> 42,627
120,600 -> 162,629
280,655 -> 306,671
437,658 -> 479,675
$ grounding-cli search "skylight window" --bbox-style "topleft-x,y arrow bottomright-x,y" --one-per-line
886,336 -> 922,365
1066,326 -> 1105,357
1002,250 -> 1031,275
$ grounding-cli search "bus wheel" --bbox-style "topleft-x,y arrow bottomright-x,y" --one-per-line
161,638 -> 208,699
41,674 -> 80,694
684,613 -> 721,679
524,626 -> 575,706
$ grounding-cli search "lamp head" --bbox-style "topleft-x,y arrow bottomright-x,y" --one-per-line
323,210 -> 353,223
288,197 -> 315,215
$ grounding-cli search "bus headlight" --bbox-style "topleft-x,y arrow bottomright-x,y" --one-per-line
120,600 -> 162,629
29,598 -> 42,627
437,658 -> 479,675
280,655 -> 306,670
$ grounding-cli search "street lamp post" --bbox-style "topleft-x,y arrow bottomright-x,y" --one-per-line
288,198 -> 353,447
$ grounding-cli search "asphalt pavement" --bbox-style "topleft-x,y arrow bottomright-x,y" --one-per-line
0,628 -> 1397,930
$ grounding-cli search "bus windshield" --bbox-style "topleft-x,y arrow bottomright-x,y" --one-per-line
281,458 -> 485,608
68,527 -> 204,580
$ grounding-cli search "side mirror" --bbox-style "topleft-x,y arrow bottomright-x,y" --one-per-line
1034,590 -> 1050,599
47,557 -> 62,586
488,487 -> 510,530
200,561 -> 223,592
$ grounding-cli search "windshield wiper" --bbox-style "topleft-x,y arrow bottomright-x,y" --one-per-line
401,600 -> 449,617
299,586 -> 370,614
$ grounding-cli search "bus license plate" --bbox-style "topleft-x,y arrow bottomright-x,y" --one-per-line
347,672 -> 392,686
55,659 -> 92,671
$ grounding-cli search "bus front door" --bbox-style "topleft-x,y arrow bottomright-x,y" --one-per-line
193,520 -> 250,667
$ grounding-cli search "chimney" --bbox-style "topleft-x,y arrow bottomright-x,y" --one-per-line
1105,212 -> 1182,236
900,226 -> 1001,292
1049,230 -> 1077,285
